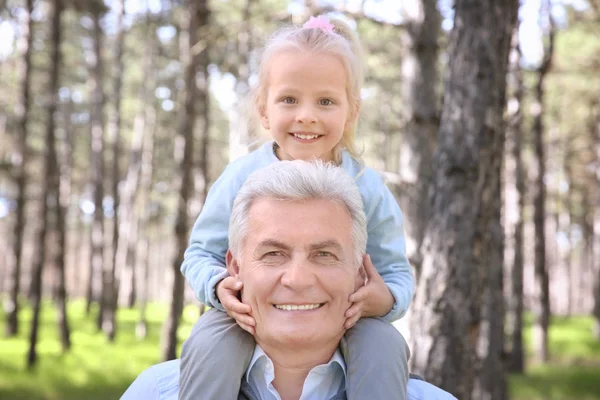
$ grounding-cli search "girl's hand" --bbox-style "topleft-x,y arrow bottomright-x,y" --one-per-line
344,254 -> 395,329
216,276 -> 256,334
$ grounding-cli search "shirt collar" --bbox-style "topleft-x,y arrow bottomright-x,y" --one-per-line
246,345 -> 346,381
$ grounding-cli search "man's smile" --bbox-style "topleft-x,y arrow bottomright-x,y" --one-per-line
274,303 -> 324,311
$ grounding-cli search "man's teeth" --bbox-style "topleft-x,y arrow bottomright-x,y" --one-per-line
293,133 -> 319,140
275,304 -> 322,311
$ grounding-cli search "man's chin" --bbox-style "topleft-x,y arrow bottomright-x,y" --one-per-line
260,324 -> 345,348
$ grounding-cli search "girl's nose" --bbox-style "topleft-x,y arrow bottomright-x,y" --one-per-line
295,105 -> 317,124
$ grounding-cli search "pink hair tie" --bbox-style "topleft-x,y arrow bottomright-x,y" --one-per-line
303,16 -> 335,33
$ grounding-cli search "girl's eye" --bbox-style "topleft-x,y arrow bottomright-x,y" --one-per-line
282,97 -> 296,104
319,99 -> 334,106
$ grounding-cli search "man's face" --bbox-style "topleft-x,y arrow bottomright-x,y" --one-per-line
227,197 -> 359,350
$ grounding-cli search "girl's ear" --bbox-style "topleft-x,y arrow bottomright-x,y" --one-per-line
256,96 -> 270,130
226,250 -> 241,277
346,99 -> 360,130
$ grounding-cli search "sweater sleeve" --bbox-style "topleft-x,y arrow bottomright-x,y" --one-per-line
180,165 -> 240,310
364,182 -> 415,323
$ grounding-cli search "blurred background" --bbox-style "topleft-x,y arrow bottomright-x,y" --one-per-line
0,0 -> 599,399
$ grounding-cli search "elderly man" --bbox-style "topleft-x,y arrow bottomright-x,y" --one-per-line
122,160 -> 456,400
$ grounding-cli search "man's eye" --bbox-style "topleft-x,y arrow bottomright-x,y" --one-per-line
319,99 -> 334,106
282,97 -> 296,104
317,251 -> 334,258
265,251 -> 283,257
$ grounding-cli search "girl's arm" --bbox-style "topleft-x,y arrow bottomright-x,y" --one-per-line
181,167 -> 240,310
365,183 -> 415,322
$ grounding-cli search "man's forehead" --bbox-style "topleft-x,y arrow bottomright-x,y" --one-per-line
245,197 -> 353,247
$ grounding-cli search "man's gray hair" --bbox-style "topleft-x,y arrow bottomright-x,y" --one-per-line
229,160 -> 367,267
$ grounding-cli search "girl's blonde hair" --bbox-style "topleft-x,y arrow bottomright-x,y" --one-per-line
250,16 -> 365,163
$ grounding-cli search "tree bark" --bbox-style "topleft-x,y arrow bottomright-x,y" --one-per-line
103,0 -> 125,340
564,143 -> 575,315
504,29 -> 525,374
53,94 -> 74,352
161,0 -> 210,361
28,0 -> 63,368
397,0 -> 440,275
135,11 -> 158,337
86,11 -> 107,328
5,0 -> 33,338
532,0 -> 554,363
228,0 -> 253,161
410,1 -> 517,398
111,131 -> 141,316
136,101 -> 156,340
593,95 -> 600,338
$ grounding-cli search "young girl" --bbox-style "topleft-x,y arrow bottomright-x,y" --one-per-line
180,15 -> 415,400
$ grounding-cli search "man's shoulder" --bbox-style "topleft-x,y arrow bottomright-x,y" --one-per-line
120,360 -> 180,400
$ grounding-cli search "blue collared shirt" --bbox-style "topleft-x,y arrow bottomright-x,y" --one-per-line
246,345 -> 345,400
120,359 -> 458,400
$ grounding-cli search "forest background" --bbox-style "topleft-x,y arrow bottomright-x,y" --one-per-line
0,0 -> 600,399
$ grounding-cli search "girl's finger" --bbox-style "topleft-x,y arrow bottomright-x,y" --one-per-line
238,322 -> 255,335
232,311 -> 255,326
345,315 -> 359,329
345,303 -> 361,318
348,287 -> 368,303
221,277 -> 240,290
230,301 -> 252,314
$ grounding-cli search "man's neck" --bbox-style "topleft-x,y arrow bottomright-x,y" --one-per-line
258,339 -> 340,400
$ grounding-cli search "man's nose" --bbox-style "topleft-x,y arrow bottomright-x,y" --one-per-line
295,104 -> 317,124
281,258 -> 315,289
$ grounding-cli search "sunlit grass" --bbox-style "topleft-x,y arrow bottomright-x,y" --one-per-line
1,300 -> 599,399
509,315 -> 600,400
0,299 -> 197,400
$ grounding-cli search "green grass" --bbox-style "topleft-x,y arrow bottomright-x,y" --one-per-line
0,300 -> 197,400
1,301 -> 599,399
509,316 -> 600,400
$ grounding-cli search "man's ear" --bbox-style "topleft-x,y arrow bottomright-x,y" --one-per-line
226,249 -> 241,277
355,263 -> 368,291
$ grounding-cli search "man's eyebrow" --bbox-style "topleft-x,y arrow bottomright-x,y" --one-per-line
256,239 -> 292,251
309,240 -> 343,252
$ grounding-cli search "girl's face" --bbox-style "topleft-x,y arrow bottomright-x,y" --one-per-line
259,50 -> 355,162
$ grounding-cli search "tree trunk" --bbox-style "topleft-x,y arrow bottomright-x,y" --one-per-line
112,105 -> 143,326
593,95 -> 600,338
136,103 -> 156,340
504,29 -> 525,374
53,94 -> 74,351
410,1 -> 517,398
228,0 -> 253,161
28,0 -> 63,368
114,6 -> 158,322
532,1 -> 554,362
397,0 -> 440,275
86,11 -> 107,328
564,144 -> 575,316
5,0 -> 33,338
136,9 -> 157,334
161,0 -> 210,361
103,0 -> 125,341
